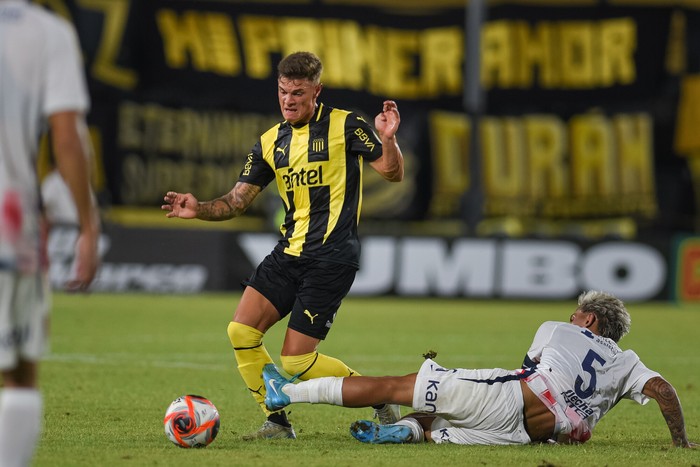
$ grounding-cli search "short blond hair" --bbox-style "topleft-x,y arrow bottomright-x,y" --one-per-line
577,290 -> 631,342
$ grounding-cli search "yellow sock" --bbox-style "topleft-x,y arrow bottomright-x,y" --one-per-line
280,352 -> 361,381
227,321 -> 277,416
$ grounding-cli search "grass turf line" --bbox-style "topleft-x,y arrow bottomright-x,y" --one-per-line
34,293 -> 700,466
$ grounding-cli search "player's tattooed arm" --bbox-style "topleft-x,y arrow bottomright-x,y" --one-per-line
643,376 -> 695,448
197,182 -> 261,221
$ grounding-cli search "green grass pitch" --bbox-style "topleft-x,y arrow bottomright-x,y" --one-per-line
34,293 -> 699,466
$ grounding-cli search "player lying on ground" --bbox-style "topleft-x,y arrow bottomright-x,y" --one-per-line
262,291 -> 696,447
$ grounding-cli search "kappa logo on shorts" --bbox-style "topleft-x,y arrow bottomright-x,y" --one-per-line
424,379 -> 440,413
304,309 -> 319,324
438,428 -> 450,440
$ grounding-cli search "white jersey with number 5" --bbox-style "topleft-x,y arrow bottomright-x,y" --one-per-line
526,321 -> 660,432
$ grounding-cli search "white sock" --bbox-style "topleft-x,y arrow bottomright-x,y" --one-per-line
0,388 -> 43,467
282,377 -> 344,405
395,417 -> 424,443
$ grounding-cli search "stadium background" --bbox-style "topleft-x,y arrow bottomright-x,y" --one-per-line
35,0 -> 700,301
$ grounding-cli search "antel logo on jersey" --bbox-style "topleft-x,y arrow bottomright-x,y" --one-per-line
282,165 -> 324,190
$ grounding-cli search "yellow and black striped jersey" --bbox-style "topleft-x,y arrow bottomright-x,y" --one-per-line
238,103 -> 383,267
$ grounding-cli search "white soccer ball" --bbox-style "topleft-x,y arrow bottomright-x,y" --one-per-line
164,394 -> 220,448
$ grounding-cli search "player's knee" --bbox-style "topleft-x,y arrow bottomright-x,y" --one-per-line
227,321 -> 263,349
280,352 -> 316,377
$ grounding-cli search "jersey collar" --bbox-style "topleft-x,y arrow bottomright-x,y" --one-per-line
286,103 -> 324,129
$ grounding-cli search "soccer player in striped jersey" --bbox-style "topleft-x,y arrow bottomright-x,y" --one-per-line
162,51 -> 404,440
262,291 -> 696,448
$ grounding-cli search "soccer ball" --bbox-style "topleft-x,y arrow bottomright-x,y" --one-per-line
164,394 -> 220,448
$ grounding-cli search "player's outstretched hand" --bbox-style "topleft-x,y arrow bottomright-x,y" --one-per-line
375,100 -> 400,140
162,191 -> 198,219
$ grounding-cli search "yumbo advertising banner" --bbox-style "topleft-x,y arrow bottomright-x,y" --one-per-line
48,225 -> 670,301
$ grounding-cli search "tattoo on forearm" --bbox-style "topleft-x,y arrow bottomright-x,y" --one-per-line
234,183 -> 260,209
197,183 -> 259,221
645,377 -> 688,446
198,196 -> 236,220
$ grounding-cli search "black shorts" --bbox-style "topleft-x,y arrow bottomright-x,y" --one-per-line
243,250 -> 357,340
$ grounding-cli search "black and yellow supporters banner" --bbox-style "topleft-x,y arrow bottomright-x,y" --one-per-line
37,0 -> 698,237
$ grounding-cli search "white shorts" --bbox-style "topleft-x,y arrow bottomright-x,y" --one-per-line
412,359 -> 531,445
0,271 -> 50,369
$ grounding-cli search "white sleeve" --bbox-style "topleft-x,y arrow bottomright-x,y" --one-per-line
43,17 -> 89,116
526,321 -> 560,362
621,351 -> 661,405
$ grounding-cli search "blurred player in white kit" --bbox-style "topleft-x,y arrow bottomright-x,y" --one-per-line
0,1 -> 100,465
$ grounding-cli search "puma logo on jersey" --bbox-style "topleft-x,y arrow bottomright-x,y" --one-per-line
304,310 -> 319,324
275,145 -> 288,155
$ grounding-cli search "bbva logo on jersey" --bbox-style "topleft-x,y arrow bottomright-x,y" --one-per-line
242,153 -> 254,176
354,128 -> 375,151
